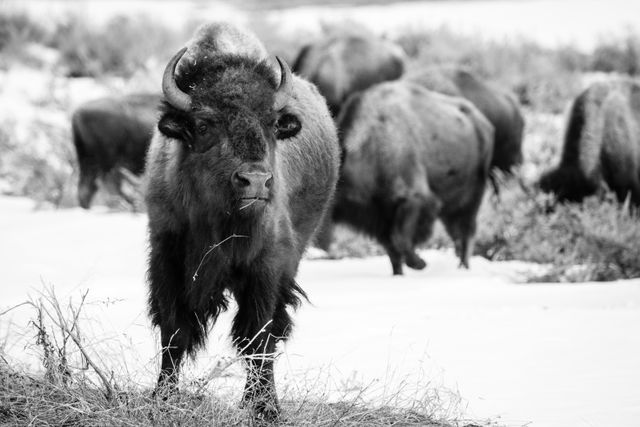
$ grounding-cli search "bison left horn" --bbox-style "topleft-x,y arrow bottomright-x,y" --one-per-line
162,47 -> 192,112
274,56 -> 293,111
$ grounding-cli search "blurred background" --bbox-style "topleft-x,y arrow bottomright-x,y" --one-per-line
2,0 -> 640,281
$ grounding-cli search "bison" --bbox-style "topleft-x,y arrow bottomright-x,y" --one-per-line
145,23 -> 340,421
72,93 -> 161,209
405,66 -> 524,175
539,78 -> 640,205
332,81 -> 493,275
293,31 -> 407,117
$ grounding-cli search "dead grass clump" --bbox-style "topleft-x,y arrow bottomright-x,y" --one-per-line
0,288 -> 477,426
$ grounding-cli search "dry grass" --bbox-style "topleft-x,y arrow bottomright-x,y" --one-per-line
0,288 -> 482,427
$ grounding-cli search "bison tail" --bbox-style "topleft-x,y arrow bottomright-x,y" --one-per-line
71,112 -> 86,162
572,85 -> 607,182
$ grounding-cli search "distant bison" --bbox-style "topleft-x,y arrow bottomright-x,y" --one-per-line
405,66 -> 524,175
145,23 -> 340,420
293,31 -> 406,117
333,81 -> 493,275
540,78 -> 640,205
72,93 -> 161,208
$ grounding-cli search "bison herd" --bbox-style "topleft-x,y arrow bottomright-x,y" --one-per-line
66,22 -> 640,420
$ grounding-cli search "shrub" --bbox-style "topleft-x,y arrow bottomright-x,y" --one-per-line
395,27 -> 586,113
591,32 -> 640,75
0,119 -> 77,208
0,12 -> 45,51
474,178 -> 640,282
48,14 -> 181,78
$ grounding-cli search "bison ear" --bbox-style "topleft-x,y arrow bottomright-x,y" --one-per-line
158,113 -> 192,144
275,113 -> 301,140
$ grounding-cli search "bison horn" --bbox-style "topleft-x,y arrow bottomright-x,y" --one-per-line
162,47 -> 192,112
274,56 -> 293,111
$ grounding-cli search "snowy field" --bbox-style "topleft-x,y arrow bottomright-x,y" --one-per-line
1,196 -> 640,427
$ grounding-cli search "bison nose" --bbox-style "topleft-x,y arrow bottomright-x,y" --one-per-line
231,166 -> 273,198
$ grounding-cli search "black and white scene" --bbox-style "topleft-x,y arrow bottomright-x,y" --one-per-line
1,0 -> 639,426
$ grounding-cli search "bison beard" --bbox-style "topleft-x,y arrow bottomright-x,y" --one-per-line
145,40 -> 339,422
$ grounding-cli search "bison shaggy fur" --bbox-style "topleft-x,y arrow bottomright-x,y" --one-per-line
144,24 -> 340,420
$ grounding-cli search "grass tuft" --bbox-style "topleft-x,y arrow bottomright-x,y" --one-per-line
0,288 -> 471,426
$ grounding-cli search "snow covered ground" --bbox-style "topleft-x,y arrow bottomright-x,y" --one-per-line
1,196 -> 639,426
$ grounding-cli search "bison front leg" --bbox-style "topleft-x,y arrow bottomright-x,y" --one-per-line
388,196 -> 436,275
156,320 -> 190,391
442,213 -> 477,269
233,288 -> 291,422
148,230 -> 194,393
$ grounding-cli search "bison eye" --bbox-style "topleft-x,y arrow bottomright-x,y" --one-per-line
198,124 -> 208,135
275,114 -> 301,139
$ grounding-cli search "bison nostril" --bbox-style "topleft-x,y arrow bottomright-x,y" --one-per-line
232,171 -> 251,189
265,175 -> 273,189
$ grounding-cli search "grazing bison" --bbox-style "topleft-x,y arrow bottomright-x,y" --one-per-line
72,93 -> 161,208
145,23 -> 340,421
540,78 -> 640,205
293,31 -> 407,117
333,82 -> 493,275
405,66 -> 524,175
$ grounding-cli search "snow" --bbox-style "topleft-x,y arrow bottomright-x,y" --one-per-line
1,196 -> 639,427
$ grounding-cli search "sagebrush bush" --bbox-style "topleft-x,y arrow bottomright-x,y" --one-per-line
0,11 -> 45,51
48,14 -> 182,78
474,179 -> 640,282
591,32 -> 640,75
396,27 -> 586,112
0,119 -> 77,208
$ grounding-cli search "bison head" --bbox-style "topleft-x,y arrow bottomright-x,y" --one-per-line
157,48 -> 302,217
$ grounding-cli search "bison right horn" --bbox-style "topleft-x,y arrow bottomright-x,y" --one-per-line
274,56 -> 293,111
162,47 -> 192,112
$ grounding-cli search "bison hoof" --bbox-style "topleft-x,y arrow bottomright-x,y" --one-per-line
253,400 -> 280,424
241,396 -> 280,424
458,260 -> 470,269
405,255 -> 427,270
152,383 -> 178,400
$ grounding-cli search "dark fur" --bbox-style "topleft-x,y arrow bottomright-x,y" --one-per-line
405,66 -> 525,175
539,79 -> 640,205
72,93 -> 161,208
293,34 -> 406,117
145,52 -> 339,420
333,82 -> 493,275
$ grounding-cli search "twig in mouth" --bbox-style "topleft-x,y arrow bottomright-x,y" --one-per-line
238,198 -> 260,211
192,234 -> 248,281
